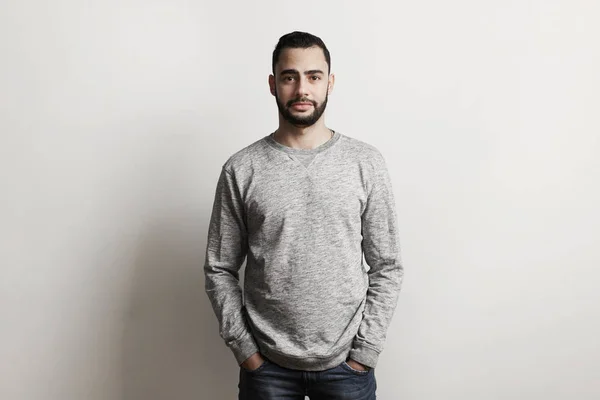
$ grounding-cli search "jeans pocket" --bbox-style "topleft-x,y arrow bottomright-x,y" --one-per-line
242,359 -> 270,374
341,361 -> 370,375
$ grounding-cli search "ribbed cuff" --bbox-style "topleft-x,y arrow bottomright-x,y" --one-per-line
348,342 -> 380,369
228,330 -> 260,365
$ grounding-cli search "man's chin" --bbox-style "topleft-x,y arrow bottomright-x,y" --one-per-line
283,113 -> 318,127
289,118 -> 317,127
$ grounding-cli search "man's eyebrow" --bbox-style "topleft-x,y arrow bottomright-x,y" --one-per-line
279,69 -> 325,76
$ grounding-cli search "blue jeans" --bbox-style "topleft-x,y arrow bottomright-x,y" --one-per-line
238,358 -> 377,399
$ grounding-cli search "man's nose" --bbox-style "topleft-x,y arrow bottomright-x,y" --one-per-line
295,77 -> 309,97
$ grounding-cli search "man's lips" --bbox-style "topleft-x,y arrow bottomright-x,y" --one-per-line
291,102 -> 313,110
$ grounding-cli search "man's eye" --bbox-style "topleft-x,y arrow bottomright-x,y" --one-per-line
284,76 -> 294,81
311,76 -> 321,80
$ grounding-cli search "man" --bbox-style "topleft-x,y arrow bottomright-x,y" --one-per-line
204,31 -> 403,399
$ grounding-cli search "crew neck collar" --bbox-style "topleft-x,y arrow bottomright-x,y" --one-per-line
264,130 -> 341,155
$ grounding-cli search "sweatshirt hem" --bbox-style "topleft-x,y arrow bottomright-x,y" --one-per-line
261,344 -> 352,372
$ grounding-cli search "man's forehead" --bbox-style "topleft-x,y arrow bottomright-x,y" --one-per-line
276,47 -> 327,72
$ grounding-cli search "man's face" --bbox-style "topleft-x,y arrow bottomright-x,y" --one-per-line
269,46 -> 334,127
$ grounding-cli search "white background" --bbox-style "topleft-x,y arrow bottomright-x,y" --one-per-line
1,1 -> 599,399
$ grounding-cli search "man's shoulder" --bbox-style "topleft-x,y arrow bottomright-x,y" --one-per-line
339,133 -> 387,166
221,135 -> 269,174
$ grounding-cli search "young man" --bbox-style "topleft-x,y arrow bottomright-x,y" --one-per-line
204,31 -> 403,399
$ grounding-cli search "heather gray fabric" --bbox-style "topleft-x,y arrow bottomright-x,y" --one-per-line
204,130 -> 403,371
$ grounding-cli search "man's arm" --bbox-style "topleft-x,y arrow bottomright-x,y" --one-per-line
204,166 -> 259,365
349,151 -> 404,369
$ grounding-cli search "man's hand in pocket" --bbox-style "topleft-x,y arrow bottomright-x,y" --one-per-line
240,352 -> 266,371
346,358 -> 371,371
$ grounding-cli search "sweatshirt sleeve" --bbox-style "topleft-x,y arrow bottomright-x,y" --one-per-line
349,152 -> 404,369
204,166 -> 259,365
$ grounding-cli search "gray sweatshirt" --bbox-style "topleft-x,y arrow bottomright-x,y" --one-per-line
204,130 -> 403,371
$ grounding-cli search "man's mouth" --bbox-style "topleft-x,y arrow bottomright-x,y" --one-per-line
291,102 -> 313,110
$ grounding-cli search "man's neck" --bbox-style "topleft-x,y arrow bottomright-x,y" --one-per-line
272,124 -> 333,150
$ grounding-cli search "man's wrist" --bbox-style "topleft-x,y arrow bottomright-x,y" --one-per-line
241,352 -> 265,371
346,358 -> 371,371
348,344 -> 379,369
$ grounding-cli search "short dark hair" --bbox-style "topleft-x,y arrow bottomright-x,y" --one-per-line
272,31 -> 331,76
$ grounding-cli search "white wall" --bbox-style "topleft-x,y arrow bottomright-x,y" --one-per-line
1,1 -> 598,399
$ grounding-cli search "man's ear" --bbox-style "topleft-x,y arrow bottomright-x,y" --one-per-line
268,74 -> 276,96
327,73 -> 335,94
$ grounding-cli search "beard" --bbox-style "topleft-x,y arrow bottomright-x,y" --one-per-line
275,90 -> 329,127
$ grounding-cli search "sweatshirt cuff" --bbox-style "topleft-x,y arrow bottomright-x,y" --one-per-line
348,342 -> 381,369
229,330 -> 260,365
